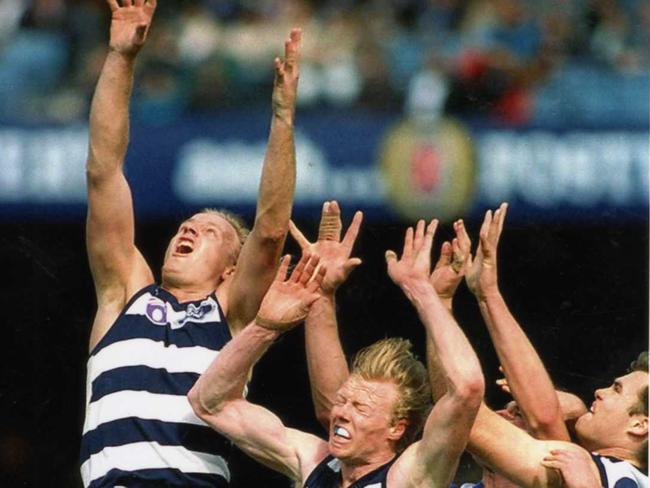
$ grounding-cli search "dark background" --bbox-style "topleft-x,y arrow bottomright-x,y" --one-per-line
0,214 -> 647,487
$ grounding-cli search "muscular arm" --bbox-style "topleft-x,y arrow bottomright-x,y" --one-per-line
290,203 -> 363,429
189,320 -> 327,480
226,29 -> 302,332
468,403 -> 578,488
468,204 -> 569,441
86,0 -> 156,351
386,220 -> 484,487
189,254 -> 329,481
305,294 -> 349,428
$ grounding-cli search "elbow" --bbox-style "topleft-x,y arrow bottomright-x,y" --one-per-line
188,382 -> 220,422
251,220 -> 288,246
452,374 -> 485,411
525,406 -> 564,438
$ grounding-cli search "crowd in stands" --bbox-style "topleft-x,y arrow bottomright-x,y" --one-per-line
0,0 -> 648,125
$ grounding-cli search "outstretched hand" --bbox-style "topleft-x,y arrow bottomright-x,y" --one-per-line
272,28 -> 301,124
386,219 -> 438,289
289,201 -> 363,295
430,219 -> 472,301
255,254 -> 325,333
465,203 -> 508,300
107,0 -> 157,56
541,449 -> 601,488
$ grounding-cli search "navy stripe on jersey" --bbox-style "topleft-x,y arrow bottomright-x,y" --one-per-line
81,417 -> 231,460
87,468 -> 229,488
90,366 -> 199,403
90,313 -> 231,353
304,455 -> 396,488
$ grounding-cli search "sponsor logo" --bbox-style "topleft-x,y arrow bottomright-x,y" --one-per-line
380,117 -> 475,222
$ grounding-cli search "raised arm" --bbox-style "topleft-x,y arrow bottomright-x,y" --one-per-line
188,254 -> 329,481
226,29 -> 302,332
385,220 -> 485,488
465,204 -> 570,441
289,201 -> 363,428
86,0 -> 156,351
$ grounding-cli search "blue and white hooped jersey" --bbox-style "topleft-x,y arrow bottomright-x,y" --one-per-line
303,455 -> 397,488
591,454 -> 648,488
80,285 -> 232,487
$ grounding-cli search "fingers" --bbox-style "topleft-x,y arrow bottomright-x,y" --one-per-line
385,249 -> 398,266
496,378 -> 511,394
402,227 -> 414,258
299,255 -> 321,285
496,202 -> 508,234
290,252 -> 310,283
454,219 -> 471,255
318,201 -> 342,241
306,264 -> 327,294
434,241 -> 452,271
289,220 -> 311,249
134,0 -> 144,7
284,27 -> 301,71
275,255 -> 291,282
146,0 -> 157,11
341,210 -> 363,250
421,219 -> 438,256
343,257 -> 362,276
107,0 -> 119,11
412,219 -> 425,252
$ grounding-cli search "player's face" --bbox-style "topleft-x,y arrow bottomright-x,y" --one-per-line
162,213 -> 238,289
575,370 -> 648,449
328,376 -> 403,464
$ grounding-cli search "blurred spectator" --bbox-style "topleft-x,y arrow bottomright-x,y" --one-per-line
0,0 -> 646,125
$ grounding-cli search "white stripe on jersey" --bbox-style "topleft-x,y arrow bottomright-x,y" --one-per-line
83,390 -> 206,434
80,441 -> 230,486
126,292 -> 222,329
88,338 -> 218,383
597,455 -> 648,488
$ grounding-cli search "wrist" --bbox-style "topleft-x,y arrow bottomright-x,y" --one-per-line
477,289 -> 502,305
252,317 -> 287,337
271,108 -> 295,128
106,48 -> 138,65
401,279 -> 437,303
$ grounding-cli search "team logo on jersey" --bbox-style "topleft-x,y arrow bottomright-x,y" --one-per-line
130,293 -> 221,329
145,297 -> 168,325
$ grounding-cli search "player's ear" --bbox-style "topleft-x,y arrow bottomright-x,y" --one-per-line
388,418 -> 407,442
220,265 -> 236,282
627,414 -> 648,438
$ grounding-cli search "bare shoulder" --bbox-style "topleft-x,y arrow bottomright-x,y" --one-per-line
286,429 -> 330,484
89,258 -> 154,352
386,443 -> 428,488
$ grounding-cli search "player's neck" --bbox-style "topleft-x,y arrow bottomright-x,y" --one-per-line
593,446 -> 640,467
340,453 -> 394,488
161,283 -> 215,303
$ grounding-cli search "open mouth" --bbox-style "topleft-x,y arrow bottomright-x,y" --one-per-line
175,239 -> 194,255
333,426 -> 351,440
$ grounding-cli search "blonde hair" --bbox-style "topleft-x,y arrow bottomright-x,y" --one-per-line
200,208 -> 250,262
351,338 -> 432,452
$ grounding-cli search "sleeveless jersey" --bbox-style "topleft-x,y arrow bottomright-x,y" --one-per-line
304,455 -> 397,488
591,454 -> 648,488
80,285 -> 232,487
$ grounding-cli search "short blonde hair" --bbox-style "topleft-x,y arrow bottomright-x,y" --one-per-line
351,338 -> 432,452
200,208 -> 250,262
